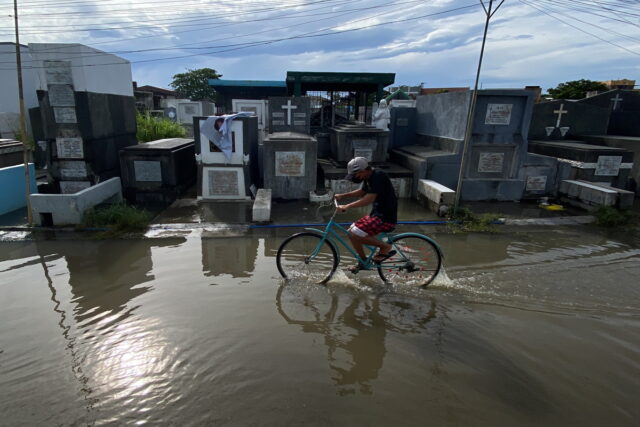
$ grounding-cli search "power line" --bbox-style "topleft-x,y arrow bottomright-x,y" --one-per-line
519,0 -> 640,56
0,3 -> 480,70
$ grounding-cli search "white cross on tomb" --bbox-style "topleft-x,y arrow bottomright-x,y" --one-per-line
554,103 -> 568,127
611,94 -> 623,110
281,100 -> 298,125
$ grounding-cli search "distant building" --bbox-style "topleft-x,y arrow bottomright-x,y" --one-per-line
388,84 -> 423,98
420,87 -> 469,95
601,79 -> 636,90
133,83 -> 177,111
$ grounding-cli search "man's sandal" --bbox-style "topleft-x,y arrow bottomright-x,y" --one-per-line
348,263 -> 369,274
373,250 -> 397,264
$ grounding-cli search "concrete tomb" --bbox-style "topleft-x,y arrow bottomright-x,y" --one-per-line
528,139 -> 633,190
392,89 -> 555,201
329,122 -> 390,164
529,100 -> 609,140
559,179 -> 634,210
578,89 -> 640,137
28,44 -> 137,194
0,139 -> 25,168
232,99 -> 268,134
119,138 -> 196,204
262,132 -> 317,199
388,107 -> 417,150
268,96 -> 311,134
30,177 -> 122,226
194,115 -> 259,200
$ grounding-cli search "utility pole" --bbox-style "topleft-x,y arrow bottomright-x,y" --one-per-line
13,0 -> 33,225
453,0 -> 505,212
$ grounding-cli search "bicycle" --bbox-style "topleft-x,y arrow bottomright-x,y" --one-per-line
276,199 -> 443,286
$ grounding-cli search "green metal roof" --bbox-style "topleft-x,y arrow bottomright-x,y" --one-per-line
208,79 -> 286,87
384,89 -> 411,102
286,71 -> 395,93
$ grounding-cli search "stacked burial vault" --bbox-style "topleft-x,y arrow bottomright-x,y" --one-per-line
29,43 -> 137,193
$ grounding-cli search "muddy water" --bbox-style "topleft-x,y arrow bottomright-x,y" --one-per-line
1,225 -> 639,426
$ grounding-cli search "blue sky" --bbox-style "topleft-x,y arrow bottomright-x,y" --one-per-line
1,0 -> 639,92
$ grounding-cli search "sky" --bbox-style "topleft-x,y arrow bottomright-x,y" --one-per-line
1,0 -> 639,92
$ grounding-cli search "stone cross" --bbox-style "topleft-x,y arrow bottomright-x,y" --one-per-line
554,103 -> 568,127
281,100 -> 298,126
610,94 -> 623,110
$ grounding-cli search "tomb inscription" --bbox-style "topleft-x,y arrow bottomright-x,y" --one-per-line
595,156 -> 622,176
208,169 -> 240,196
276,151 -> 305,177
56,137 -> 84,158
60,181 -> 91,194
526,175 -> 547,191
54,107 -> 77,124
44,60 -> 73,85
485,103 -> 513,125
48,84 -> 75,107
59,161 -> 87,179
134,160 -> 162,182
478,152 -> 505,173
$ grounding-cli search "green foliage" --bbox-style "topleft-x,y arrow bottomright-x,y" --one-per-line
593,206 -> 633,228
170,67 -> 222,101
82,203 -> 151,235
136,112 -> 186,142
13,127 -> 35,150
547,79 -> 608,100
448,207 -> 502,233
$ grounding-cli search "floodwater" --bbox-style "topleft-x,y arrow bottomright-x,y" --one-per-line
1,224 -> 639,426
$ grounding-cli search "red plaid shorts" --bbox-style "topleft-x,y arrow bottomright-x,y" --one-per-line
349,216 -> 396,237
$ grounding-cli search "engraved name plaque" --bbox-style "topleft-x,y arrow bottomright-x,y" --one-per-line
134,160 -> 162,182
44,60 -> 73,85
208,170 -> 240,196
276,151 -> 305,177
48,84 -> 75,107
59,161 -> 87,179
526,175 -> 547,191
595,156 -> 622,176
54,107 -> 77,124
56,137 -> 83,158
485,103 -> 513,125
478,152 -> 505,173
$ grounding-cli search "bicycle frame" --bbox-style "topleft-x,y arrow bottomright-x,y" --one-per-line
302,201 -> 444,271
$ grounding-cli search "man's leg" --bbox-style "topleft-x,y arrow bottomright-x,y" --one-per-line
348,232 -> 392,259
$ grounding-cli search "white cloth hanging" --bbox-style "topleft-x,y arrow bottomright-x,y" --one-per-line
200,112 -> 253,162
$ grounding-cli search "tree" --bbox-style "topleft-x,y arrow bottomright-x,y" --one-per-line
547,79 -> 608,100
170,67 -> 222,101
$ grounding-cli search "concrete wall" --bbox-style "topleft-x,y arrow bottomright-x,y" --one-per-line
0,163 -> 38,216
415,91 -> 470,139
0,43 -> 39,138
29,43 -> 133,97
30,177 -> 123,225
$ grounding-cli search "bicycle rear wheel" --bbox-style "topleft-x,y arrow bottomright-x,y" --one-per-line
276,232 -> 338,284
377,234 -> 442,286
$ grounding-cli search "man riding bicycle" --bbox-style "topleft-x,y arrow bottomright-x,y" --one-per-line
335,157 -> 398,273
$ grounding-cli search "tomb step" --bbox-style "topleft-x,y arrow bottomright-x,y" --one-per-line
558,179 -> 630,210
252,189 -> 271,223
417,179 -> 456,216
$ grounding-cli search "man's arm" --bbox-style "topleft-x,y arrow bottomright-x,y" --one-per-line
335,188 -> 365,201
338,193 -> 377,211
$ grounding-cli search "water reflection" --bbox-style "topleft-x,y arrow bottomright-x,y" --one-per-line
201,236 -> 258,278
276,283 -> 436,395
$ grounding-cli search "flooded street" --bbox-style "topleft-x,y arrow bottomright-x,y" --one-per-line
1,225 -> 639,425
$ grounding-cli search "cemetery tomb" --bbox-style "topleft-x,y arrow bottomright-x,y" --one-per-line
329,123 -> 390,164
528,139 -> 634,190
0,139 -> 25,168
268,96 -> 311,135
579,135 -> 640,195
262,132 -> 317,199
119,138 -> 196,204
578,89 -> 640,137
529,100 -> 609,140
388,107 -> 417,149
194,115 -> 259,200
232,99 -> 268,133
28,44 -> 137,193
392,89 -> 545,201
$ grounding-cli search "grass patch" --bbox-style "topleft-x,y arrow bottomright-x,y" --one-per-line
448,207 -> 502,233
136,112 -> 186,143
81,203 -> 151,236
593,206 -> 634,228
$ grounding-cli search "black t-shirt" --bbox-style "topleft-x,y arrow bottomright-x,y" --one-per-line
362,169 -> 398,224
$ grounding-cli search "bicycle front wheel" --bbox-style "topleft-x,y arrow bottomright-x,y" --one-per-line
377,234 -> 442,286
276,232 -> 338,284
